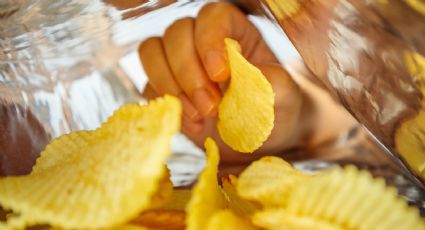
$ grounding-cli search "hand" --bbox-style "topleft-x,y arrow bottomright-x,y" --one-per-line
139,2 -> 309,163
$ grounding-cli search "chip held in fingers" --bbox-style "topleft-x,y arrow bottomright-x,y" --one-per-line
218,38 -> 275,153
0,95 -> 181,230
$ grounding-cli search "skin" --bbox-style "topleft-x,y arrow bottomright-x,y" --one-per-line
138,2 -> 353,163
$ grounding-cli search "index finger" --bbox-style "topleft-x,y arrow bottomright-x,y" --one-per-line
195,2 -> 264,82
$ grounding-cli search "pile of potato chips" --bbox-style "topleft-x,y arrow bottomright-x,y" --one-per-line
0,39 -> 423,229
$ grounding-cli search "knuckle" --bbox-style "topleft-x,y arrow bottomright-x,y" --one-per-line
139,37 -> 161,54
165,17 -> 194,35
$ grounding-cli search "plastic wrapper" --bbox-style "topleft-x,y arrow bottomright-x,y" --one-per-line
0,0 -> 202,177
255,0 -> 425,187
0,0 -> 424,218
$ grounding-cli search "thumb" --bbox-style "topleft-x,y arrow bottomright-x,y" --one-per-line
195,2 -> 262,82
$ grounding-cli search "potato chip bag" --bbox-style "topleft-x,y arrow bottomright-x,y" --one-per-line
185,138 -> 227,230
0,95 -> 181,230
285,166 -> 424,230
217,38 -> 275,153
236,156 -> 307,207
206,210 -> 258,230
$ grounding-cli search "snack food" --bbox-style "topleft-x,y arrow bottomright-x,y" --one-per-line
236,156 -> 307,207
206,210 -> 258,230
217,38 -> 275,153
221,175 -> 257,216
185,138 -> 227,230
131,210 -> 185,230
282,166 -> 424,230
0,95 -> 181,230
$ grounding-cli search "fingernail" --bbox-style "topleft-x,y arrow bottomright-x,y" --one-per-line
205,51 -> 228,82
192,88 -> 218,117
179,93 -> 202,121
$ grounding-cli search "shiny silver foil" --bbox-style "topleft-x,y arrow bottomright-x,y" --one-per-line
0,0 -> 424,214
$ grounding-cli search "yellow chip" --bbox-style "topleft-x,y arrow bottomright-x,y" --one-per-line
111,225 -> 150,230
185,138 -> 227,230
217,38 -> 275,153
0,95 -> 181,230
253,209 -> 343,230
206,210 -> 258,230
130,210 -> 186,230
161,189 -> 192,211
236,156 -> 307,207
148,167 -> 174,210
285,166 -> 424,230
221,175 -> 257,216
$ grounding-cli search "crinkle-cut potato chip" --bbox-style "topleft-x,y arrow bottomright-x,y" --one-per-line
161,189 -> 192,211
130,210 -> 185,230
252,209 -> 344,230
206,210 -> 258,230
110,225 -> 150,230
185,138 -> 227,230
148,167 -> 174,210
50,224 -> 150,230
0,95 -> 181,230
285,166 -> 425,230
217,38 -> 275,153
237,156 -> 307,207
221,175 -> 257,216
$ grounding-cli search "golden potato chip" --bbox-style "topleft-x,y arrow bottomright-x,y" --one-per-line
285,166 -> 424,230
185,138 -> 227,230
149,168 -> 174,210
217,38 -> 275,153
236,156 -> 307,207
264,0 -> 302,19
405,0 -> 425,16
111,225 -> 150,230
50,224 -> 150,230
161,189 -> 192,211
130,210 -> 185,230
253,209 -> 343,230
0,95 -> 181,230
221,175 -> 257,216
206,210 -> 258,230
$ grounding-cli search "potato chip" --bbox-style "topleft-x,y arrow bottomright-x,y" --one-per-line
161,189 -> 192,211
206,210 -> 258,230
149,168 -> 174,210
185,138 -> 227,230
236,156 -> 307,207
0,95 -> 181,230
264,0 -> 302,19
286,166 -> 424,230
405,0 -> 425,16
221,175 -> 257,216
253,209 -> 343,230
217,38 -> 275,153
111,225 -> 150,230
130,210 -> 185,230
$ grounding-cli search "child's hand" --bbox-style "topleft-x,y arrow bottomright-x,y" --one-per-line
139,2 -> 310,162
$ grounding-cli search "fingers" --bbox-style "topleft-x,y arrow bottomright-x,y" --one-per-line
195,2 -> 278,82
142,83 -> 157,100
163,17 -> 221,117
138,37 -> 181,97
139,37 -> 202,121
